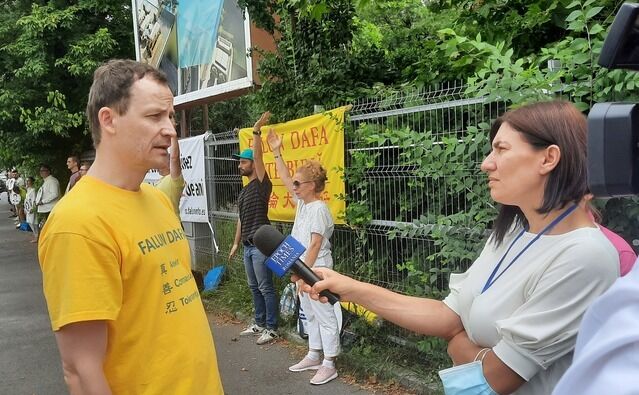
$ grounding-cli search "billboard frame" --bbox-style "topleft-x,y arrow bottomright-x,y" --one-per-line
131,0 -> 255,108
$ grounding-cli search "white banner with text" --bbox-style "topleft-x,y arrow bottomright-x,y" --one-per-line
144,135 -> 209,223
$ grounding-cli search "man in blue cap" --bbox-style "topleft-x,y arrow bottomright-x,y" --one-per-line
229,112 -> 279,345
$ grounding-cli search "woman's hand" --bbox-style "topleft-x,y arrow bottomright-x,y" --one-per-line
253,111 -> 271,132
267,129 -> 282,152
292,267 -> 357,303
446,330 -> 525,393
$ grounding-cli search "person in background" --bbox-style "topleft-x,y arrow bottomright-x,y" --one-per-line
38,59 -> 223,394
6,170 -> 17,215
584,197 -> 636,276
79,161 -> 91,177
229,111 -> 279,345
299,101 -> 618,395
35,164 -> 60,235
65,155 -> 81,193
597,222 -> 636,275
11,184 -> 26,229
13,169 -> 25,188
268,129 -> 341,385
24,177 -> 38,243
8,169 -> 24,221
155,135 -> 184,215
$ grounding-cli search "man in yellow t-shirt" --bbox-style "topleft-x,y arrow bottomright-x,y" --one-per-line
38,59 -> 223,395
155,135 -> 185,215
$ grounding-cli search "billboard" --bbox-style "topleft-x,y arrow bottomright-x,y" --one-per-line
132,0 -> 253,106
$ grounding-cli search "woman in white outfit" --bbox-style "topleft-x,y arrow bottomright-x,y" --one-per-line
267,129 -> 340,385
35,164 -> 60,239
24,177 -> 38,243
300,101 -> 619,395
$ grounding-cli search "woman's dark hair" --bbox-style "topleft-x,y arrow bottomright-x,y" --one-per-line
490,100 -> 588,246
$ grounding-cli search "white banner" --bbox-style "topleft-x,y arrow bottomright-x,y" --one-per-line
144,135 -> 209,223
177,135 -> 209,223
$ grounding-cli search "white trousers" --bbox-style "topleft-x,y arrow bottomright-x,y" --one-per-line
299,291 -> 340,357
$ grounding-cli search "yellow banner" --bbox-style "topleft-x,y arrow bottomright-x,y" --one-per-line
239,106 -> 347,224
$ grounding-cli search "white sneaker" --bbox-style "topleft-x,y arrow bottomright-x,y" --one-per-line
240,324 -> 265,336
256,329 -> 278,345
310,365 -> 338,385
289,357 -> 321,372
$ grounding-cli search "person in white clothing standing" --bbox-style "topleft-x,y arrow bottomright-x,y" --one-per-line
299,101 -> 619,395
267,129 -> 340,386
24,177 -> 38,243
36,164 -> 61,240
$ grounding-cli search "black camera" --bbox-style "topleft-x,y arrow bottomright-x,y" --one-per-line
588,3 -> 639,197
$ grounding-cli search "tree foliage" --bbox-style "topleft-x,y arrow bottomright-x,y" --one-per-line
0,0 -> 134,174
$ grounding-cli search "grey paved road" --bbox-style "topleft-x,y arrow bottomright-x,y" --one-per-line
0,195 -> 369,394
0,193 -> 66,395
213,314 -> 369,395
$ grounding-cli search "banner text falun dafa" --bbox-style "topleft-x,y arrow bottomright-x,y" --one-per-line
239,106 -> 347,224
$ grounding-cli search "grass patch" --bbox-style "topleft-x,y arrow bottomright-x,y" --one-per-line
337,317 -> 447,394
203,220 -> 448,394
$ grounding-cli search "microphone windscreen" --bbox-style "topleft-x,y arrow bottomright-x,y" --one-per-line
253,225 -> 286,256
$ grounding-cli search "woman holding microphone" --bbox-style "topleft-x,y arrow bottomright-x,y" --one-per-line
297,101 -> 619,394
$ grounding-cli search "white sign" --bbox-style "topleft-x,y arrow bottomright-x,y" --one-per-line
9,192 -> 20,205
177,135 -> 209,223
144,135 -> 209,223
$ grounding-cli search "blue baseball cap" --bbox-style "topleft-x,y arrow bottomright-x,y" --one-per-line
232,148 -> 254,161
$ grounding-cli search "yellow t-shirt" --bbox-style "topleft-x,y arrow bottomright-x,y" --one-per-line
155,174 -> 185,215
38,176 -> 223,395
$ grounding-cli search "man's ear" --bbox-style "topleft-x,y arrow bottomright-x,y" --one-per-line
539,144 -> 561,175
98,107 -> 117,137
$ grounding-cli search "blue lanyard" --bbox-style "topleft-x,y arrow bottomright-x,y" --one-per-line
481,204 -> 578,294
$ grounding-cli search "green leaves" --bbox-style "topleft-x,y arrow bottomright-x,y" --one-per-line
19,91 -> 84,137
56,28 -> 118,76
347,118 -> 494,289
0,0 -> 134,170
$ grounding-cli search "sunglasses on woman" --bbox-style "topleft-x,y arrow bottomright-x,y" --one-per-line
292,180 -> 314,188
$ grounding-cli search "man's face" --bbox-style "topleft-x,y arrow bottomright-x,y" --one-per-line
238,159 -> 254,177
79,165 -> 89,176
108,77 -> 176,172
39,167 -> 50,179
66,157 -> 77,170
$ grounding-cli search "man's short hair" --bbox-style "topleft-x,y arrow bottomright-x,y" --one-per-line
68,155 -> 79,165
86,59 -> 168,147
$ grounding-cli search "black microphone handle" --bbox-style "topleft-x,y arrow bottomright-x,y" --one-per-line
291,260 -> 340,305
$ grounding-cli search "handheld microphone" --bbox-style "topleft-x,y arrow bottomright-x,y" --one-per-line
253,225 -> 340,305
